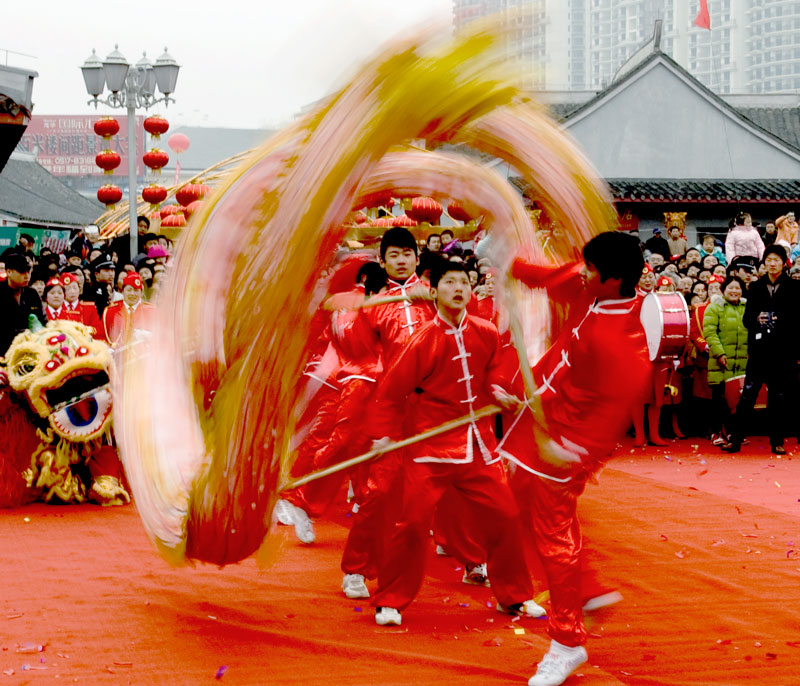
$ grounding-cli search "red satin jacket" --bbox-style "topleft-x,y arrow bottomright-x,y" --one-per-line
336,273 -> 436,367
369,312 -> 505,464
498,296 -> 650,479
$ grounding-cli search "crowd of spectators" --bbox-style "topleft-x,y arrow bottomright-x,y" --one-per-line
637,210 -> 800,455
0,216 -> 171,352
3,208 -> 798,453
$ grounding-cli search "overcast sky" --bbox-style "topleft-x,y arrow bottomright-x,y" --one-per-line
4,0 -> 453,130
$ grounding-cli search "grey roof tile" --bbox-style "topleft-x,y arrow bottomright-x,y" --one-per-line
0,155 -> 102,225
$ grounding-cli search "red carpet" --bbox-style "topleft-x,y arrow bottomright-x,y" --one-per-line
2,436 -> 799,685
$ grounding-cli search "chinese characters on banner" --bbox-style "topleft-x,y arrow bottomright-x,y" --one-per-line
17,114 -> 145,177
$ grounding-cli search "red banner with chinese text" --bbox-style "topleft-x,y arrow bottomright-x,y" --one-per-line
17,114 -> 145,177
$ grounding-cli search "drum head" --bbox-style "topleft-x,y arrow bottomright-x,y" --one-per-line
640,293 -> 663,361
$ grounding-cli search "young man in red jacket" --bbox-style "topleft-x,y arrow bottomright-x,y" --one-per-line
498,231 -> 651,686
367,260 -> 543,627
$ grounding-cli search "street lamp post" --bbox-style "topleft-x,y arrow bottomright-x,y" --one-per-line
80,46 -> 180,260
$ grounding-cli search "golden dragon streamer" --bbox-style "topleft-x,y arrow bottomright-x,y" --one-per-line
114,22 -> 614,566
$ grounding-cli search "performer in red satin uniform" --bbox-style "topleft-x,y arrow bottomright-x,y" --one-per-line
367,261 -> 541,627
276,265 -> 378,535
282,304 -> 381,527
497,231 -> 650,686
334,228 -> 437,598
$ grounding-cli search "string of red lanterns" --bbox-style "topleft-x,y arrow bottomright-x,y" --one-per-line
94,117 -> 122,210
142,116 -> 170,212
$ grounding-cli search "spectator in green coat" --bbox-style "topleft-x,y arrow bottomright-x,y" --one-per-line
703,276 -> 748,444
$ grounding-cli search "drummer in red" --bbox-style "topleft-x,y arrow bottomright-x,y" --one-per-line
497,231 -> 650,686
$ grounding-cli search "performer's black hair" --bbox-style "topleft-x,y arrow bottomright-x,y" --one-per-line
380,227 -> 418,260
430,259 -> 469,289
356,261 -> 387,296
582,231 -> 644,298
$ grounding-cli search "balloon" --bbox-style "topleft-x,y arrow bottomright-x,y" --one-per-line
168,133 -> 190,154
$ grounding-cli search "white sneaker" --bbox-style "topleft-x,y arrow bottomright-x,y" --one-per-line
375,607 -> 402,626
292,505 -> 315,544
462,563 -> 491,587
496,599 -> 547,618
342,573 -> 370,599
528,640 -> 587,686
582,590 -> 623,612
273,499 -> 295,526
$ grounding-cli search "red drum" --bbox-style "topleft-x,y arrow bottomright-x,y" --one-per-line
639,292 -> 689,361
725,374 -> 769,412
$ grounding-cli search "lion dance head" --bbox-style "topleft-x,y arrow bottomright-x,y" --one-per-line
1,320 -> 129,507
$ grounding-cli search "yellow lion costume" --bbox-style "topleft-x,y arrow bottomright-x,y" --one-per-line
1,320 -> 129,507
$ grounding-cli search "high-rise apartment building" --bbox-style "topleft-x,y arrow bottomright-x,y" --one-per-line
452,0 -> 800,94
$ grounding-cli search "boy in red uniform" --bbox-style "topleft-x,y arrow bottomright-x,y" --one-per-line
367,261 -> 542,626
498,231 -> 650,686
334,228 -> 437,599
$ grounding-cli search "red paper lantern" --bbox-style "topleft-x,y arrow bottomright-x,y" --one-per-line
353,211 -> 369,224
142,184 -> 168,206
447,200 -> 472,223
176,183 -> 211,207
391,214 -> 418,227
159,205 -> 182,219
407,196 -> 442,224
93,117 -> 120,138
143,115 -> 169,137
370,217 -> 395,228
161,213 -> 187,227
143,149 -> 169,171
360,190 -> 394,210
97,184 -> 123,209
184,200 -> 203,217
95,150 -> 121,174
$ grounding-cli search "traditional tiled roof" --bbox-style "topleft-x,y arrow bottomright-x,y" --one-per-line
608,179 -> 800,203
545,102 -> 584,121
0,153 -> 102,226
736,108 -> 800,151
510,176 -> 800,204
542,52 -> 800,156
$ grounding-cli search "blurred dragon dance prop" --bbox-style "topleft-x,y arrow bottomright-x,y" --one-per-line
114,22 -> 615,566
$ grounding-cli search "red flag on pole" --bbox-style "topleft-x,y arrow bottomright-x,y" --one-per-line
694,0 -> 710,30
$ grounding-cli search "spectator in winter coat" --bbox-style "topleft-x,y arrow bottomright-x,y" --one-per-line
762,222 -> 778,247
775,212 -> 798,247
696,234 -> 727,266
645,227 -> 671,260
725,212 -> 764,265
723,245 -> 799,454
703,276 -> 748,445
